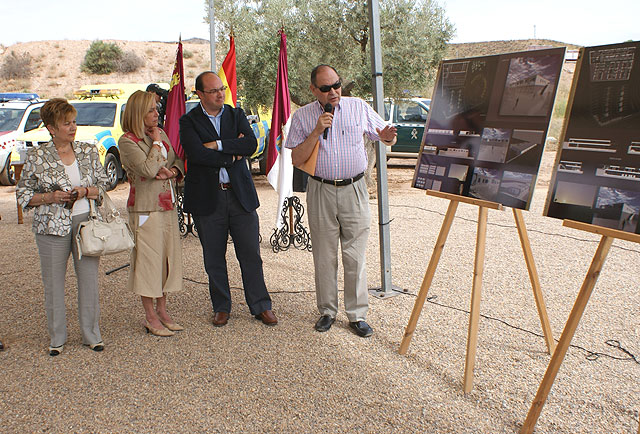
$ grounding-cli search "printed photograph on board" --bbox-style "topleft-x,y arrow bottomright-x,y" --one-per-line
498,54 -> 563,117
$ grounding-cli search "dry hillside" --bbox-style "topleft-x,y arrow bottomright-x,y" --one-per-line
0,38 -> 577,141
0,38 -> 580,100
446,38 -> 580,59
0,39 -> 213,99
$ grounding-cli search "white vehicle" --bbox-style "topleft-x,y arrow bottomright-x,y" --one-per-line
0,93 -> 44,185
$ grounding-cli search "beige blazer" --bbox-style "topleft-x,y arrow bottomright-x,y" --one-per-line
118,130 -> 184,213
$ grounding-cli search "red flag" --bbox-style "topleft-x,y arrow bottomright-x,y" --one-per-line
218,34 -> 237,107
164,39 -> 186,160
266,30 -> 293,229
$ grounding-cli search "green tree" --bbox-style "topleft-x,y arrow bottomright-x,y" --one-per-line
82,40 -> 123,75
208,0 -> 454,108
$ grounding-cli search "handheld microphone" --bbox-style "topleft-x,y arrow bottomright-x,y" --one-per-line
323,103 -> 333,140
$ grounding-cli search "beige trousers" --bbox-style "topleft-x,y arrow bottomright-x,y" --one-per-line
306,177 -> 370,322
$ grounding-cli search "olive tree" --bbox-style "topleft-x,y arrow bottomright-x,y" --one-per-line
208,0 -> 454,108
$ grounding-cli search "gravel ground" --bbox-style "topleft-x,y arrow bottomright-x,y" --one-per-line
0,153 -> 638,434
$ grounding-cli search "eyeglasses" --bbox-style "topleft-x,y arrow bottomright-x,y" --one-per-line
201,85 -> 228,94
316,81 -> 342,93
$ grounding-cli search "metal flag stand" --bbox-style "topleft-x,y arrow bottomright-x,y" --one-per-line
176,187 -> 197,238
269,195 -> 312,253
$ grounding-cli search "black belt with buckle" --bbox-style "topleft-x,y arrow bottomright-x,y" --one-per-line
219,183 -> 232,190
310,172 -> 364,186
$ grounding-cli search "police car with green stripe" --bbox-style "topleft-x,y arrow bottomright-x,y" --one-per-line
375,98 -> 431,158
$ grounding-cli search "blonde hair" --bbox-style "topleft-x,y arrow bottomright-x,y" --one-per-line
40,98 -> 77,131
121,90 -> 156,139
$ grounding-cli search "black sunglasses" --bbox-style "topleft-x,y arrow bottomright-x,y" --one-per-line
316,81 -> 342,93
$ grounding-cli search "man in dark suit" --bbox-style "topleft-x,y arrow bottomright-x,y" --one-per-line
179,71 -> 277,327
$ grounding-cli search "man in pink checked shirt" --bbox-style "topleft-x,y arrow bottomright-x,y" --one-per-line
285,64 -> 397,338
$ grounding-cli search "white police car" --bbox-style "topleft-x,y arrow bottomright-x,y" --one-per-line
0,93 -> 44,185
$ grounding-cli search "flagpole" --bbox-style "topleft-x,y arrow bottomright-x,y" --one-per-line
266,29 -> 308,253
368,0 -> 401,299
209,0 -> 217,70
165,38 -> 193,237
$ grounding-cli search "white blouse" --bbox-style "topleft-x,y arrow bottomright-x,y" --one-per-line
63,159 -> 90,216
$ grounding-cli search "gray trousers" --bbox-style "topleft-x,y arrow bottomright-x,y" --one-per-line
307,177 -> 371,322
35,213 -> 101,347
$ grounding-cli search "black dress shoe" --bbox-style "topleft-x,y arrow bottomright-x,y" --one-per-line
349,321 -> 373,337
0,340 -> 4,351
314,315 -> 335,332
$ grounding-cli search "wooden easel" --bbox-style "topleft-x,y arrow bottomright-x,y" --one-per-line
521,220 -> 640,433
399,190 -> 556,393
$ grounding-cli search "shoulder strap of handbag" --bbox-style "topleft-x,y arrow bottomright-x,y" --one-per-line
88,197 -> 99,219
90,187 -> 119,222
100,190 -> 121,222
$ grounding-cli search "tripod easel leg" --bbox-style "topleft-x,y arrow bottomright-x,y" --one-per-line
520,235 -> 613,434
463,206 -> 488,393
513,208 -> 556,355
399,200 -> 459,354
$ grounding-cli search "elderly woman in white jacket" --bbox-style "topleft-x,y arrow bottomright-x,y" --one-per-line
16,98 -> 108,356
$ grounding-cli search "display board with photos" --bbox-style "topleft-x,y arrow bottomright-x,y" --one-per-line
544,41 -> 640,234
412,47 -> 566,210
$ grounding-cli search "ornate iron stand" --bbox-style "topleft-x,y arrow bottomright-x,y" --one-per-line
176,187 -> 197,238
270,196 -> 312,253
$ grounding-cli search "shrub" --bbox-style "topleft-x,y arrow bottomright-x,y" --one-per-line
116,51 -> 145,73
0,51 -> 32,80
4,78 -> 31,92
81,40 -> 122,74
183,49 -> 194,59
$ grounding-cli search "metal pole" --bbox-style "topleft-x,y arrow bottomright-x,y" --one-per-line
368,0 -> 400,298
209,0 -> 217,70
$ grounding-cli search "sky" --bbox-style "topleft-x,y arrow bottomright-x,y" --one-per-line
0,0 -> 639,48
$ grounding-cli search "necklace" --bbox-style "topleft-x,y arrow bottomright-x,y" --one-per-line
54,140 -> 75,164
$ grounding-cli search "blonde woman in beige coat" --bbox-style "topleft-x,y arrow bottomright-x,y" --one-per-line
119,90 -> 185,337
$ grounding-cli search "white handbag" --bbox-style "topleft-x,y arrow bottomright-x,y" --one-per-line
75,191 -> 134,258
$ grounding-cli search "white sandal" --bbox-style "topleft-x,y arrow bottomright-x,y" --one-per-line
48,345 -> 63,356
88,341 -> 104,352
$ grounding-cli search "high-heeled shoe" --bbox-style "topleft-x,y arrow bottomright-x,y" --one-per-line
159,319 -> 184,332
49,345 -> 63,356
144,321 -> 175,337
